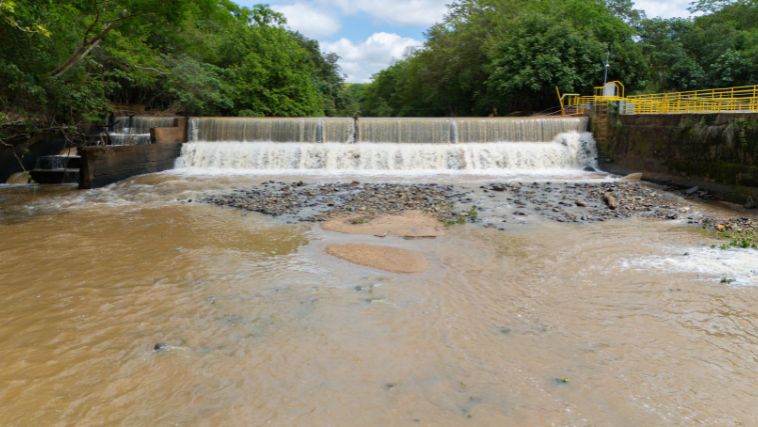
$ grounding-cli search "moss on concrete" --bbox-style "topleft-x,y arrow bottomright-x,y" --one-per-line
598,112 -> 758,204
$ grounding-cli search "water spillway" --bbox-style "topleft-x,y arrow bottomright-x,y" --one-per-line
188,117 -> 356,143
110,116 -> 177,145
177,117 -> 596,173
187,117 -> 588,144
356,118 -> 455,144
453,118 -> 587,143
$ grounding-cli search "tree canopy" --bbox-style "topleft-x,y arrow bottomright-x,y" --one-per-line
358,0 -> 758,116
0,0 -> 348,141
2,0 -> 758,132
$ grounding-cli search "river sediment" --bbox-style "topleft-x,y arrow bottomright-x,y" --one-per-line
203,180 -> 756,232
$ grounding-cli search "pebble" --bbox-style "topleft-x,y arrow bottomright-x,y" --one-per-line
202,181 -> 756,232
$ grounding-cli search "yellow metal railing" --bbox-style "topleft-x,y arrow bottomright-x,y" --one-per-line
558,83 -> 758,116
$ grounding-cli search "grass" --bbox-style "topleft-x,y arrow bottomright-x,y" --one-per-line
442,206 -> 479,226
717,229 -> 757,250
348,216 -> 371,225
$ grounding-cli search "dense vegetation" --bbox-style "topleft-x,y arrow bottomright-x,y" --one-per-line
358,0 -> 758,116
0,0 -> 349,146
2,0 -> 758,143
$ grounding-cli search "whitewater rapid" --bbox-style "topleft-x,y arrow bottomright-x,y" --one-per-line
175,132 -> 597,174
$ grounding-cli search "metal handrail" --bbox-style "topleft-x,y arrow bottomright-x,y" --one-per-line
559,84 -> 758,115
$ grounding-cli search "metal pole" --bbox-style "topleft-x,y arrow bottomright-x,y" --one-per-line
603,51 -> 610,87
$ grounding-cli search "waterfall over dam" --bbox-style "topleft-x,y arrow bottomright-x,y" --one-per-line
188,117 -> 356,144
177,117 -> 596,173
110,116 -> 177,145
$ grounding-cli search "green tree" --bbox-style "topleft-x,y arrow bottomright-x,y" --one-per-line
1,0 -> 345,134
361,0 -> 645,116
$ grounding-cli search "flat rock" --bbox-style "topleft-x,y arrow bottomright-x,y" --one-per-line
321,210 -> 444,237
326,244 -> 428,273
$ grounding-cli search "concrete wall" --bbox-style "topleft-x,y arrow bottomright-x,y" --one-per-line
79,143 -> 182,189
596,113 -> 758,204
150,117 -> 187,144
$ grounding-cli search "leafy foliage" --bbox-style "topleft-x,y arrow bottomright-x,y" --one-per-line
3,0 -> 758,131
360,0 -> 758,116
0,0 -> 346,142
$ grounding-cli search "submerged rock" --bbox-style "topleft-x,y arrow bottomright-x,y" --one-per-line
326,244 -> 428,273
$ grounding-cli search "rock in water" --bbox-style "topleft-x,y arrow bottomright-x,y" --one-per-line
153,342 -> 169,353
6,172 -> 31,184
603,192 -> 619,210
622,172 -> 643,181
745,196 -> 756,210
326,244 -> 428,273
685,186 -> 700,196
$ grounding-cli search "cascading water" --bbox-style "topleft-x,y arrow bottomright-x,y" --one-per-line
454,117 -> 587,143
110,116 -> 177,145
357,118 -> 455,144
187,117 -> 355,143
175,117 -> 596,174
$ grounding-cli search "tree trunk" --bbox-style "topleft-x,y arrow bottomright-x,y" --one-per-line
50,20 -> 119,78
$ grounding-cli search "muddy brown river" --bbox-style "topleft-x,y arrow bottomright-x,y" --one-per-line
1,174 -> 757,426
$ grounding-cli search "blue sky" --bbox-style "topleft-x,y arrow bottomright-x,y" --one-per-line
234,0 -> 694,83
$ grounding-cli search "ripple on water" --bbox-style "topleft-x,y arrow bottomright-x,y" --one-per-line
2,177 -> 758,425
621,246 -> 758,287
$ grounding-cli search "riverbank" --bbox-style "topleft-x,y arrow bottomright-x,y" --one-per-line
203,179 -> 756,234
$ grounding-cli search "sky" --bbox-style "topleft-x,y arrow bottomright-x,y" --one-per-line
234,0 -> 694,83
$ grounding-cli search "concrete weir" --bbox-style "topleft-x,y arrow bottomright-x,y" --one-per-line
79,117 -> 187,189
79,143 -> 183,188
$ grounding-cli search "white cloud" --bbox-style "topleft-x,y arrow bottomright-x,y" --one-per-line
635,0 -> 693,18
322,32 -> 423,83
324,0 -> 449,26
273,3 -> 341,38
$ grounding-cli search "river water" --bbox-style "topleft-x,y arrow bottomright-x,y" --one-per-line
1,173 -> 757,426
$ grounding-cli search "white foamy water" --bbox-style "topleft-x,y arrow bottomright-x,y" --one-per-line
175,132 -> 597,174
622,246 -> 758,287
109,116 -> 177,145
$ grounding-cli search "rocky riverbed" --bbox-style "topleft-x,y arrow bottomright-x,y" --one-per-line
202,180 -> 756,232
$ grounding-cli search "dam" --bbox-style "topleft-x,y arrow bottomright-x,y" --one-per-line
176,117 -> 596,173
1,114 -> 757,426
